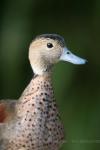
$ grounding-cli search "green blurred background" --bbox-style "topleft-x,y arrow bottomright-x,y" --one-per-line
0,0 -> 100,150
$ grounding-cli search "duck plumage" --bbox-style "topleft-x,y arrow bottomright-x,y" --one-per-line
0,34 -> 87,150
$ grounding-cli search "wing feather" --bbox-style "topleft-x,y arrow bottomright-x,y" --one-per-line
0,100 -> 17,123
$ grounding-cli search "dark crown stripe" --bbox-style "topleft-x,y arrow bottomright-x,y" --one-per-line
34,34 -> 65,47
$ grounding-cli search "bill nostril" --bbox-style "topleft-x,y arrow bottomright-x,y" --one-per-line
66,51 -> 70,54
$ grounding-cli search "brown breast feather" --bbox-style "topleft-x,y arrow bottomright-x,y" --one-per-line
0,100 -> 16,123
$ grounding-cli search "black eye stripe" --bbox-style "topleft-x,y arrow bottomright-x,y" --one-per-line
47,43 -> 53,48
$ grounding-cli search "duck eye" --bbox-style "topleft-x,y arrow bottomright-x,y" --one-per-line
47,43 -> 53,48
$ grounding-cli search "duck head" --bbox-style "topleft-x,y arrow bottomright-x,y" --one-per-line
29,34 -> 87,75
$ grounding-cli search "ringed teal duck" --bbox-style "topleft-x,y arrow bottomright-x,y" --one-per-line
0,34 -> 87,150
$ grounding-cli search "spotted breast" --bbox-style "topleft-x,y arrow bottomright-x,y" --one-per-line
0,75 -> 64,150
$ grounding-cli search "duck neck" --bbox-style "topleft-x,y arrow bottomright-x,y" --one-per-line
17,73 -> 54,118
30,57 -> 53,75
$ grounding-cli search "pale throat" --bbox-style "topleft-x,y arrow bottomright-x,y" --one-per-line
30,60 -> 53,75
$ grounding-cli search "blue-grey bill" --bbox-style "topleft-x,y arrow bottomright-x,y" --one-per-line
60,47 -> 87,65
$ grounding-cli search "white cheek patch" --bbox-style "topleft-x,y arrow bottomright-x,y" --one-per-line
60,47 -> 87,65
